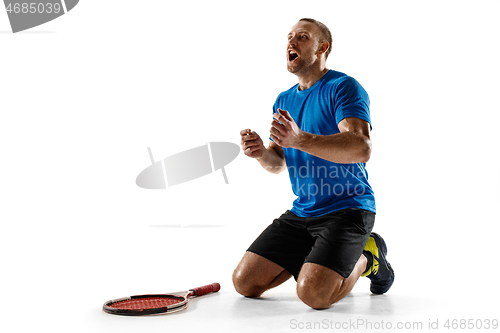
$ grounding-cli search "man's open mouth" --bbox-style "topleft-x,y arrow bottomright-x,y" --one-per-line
288,50 -> 299,62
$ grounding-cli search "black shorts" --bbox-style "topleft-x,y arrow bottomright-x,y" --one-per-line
247,208 -> 375,280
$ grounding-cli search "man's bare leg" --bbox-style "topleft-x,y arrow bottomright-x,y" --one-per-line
297,254 -> 367,309
233,251 -> 292,297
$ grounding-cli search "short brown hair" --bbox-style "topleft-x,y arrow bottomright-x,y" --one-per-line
299,18 -> 332,59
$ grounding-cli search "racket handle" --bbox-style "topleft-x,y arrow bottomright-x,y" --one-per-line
190,283 -> 221,296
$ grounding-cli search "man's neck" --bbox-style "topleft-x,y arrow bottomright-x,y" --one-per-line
297,66 -> 329,91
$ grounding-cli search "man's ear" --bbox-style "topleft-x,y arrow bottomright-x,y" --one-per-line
317,41 -> 330,55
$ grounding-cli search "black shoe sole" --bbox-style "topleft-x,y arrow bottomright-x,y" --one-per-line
369,233 -> 394,294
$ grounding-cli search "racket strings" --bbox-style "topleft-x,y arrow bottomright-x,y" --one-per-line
110,296 -> 184,310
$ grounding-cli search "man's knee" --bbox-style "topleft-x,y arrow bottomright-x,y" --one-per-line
296,263 -> 345,309
233,251 -> 290,298
296,279 -> 338,309
232,265 -> 263,298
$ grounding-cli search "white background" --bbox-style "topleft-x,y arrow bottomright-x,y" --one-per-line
1,1 -> 499,332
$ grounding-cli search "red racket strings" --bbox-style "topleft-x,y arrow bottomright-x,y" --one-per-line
110,296 -> 184,310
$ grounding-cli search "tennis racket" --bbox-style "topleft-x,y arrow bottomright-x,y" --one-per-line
102,282 -> 220,316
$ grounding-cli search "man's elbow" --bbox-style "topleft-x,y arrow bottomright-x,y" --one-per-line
358,138 -> 372,163
270,162 -> 287,174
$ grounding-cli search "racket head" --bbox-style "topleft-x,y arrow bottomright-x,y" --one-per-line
103,294 -> 188,316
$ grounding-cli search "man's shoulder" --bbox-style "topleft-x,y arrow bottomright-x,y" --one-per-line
323,69 -> 356,87
323,70 -> 368,99
275,70 -> 360,101
277,83 -> 299,98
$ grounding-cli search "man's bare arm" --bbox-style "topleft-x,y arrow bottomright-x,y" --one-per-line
257,141 -> 287,174
240,129 -> 286,174
270,109 -> 372,164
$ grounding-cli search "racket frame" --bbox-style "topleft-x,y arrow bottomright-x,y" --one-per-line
102,283 -> 219,316
103,292 -> 192,316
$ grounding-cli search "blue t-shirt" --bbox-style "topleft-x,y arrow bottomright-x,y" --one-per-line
273,69 -> 376,217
